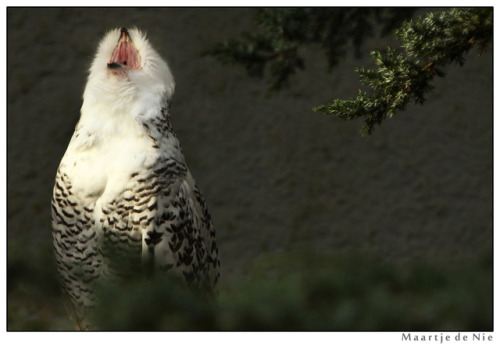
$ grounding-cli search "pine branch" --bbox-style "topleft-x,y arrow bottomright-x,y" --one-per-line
315,8 -> 492,136
203,8 -> 417,92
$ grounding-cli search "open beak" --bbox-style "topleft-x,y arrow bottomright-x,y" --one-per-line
108,27 -> 141,70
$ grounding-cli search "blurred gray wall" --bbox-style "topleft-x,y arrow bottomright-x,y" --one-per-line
7,8 -> 492,281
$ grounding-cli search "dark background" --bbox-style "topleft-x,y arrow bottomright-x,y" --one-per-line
7,8 -> 492,330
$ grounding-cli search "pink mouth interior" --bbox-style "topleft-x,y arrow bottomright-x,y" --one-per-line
109,40 -> 140,70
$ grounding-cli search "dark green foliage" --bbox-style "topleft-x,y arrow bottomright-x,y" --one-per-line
8,247 -> 492,330
316,8 -> 493,135
62,250 -> 495,330
92,275 -> 218,330
203,8 -> 417,92
205,8 -> 492,136
217,250 -> 492,331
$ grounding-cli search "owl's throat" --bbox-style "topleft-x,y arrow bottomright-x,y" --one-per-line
108,27 -> 141,70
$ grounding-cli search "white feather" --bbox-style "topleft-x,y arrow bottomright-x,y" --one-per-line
60,27 -> 175,204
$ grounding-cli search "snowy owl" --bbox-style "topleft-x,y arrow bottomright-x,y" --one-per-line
51,27 -> 220,330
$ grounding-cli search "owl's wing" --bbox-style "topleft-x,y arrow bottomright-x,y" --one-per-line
142,164 -> 220,291
51,167 -> 100,330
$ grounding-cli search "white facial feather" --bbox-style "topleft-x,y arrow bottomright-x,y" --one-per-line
82,27 -> 175,121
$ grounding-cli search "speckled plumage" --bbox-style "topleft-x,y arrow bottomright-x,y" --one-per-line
51,27 -> 219,330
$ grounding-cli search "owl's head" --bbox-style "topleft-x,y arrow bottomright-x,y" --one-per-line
83,27 -> 175,114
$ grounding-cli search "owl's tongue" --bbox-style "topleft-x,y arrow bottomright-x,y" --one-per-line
109,28 -> 141,70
